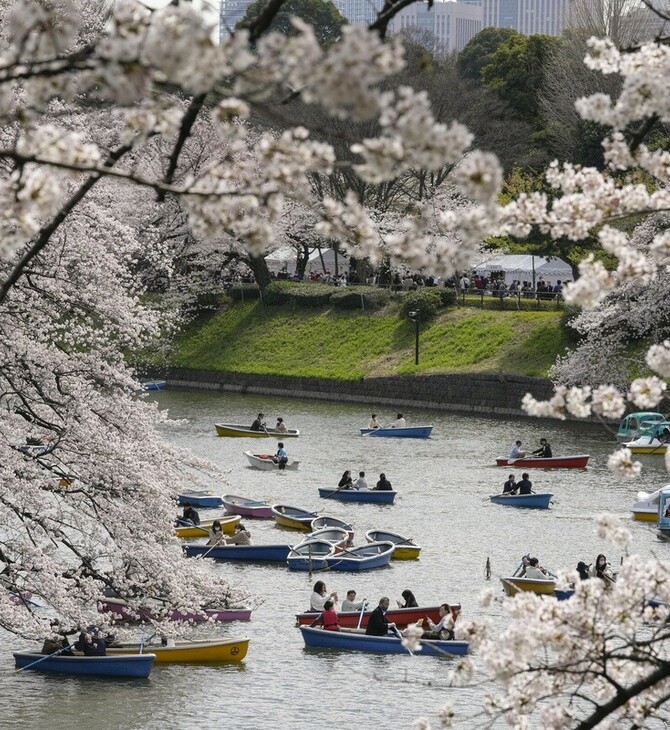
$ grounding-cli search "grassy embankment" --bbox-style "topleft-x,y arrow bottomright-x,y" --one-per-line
170,301 -> 568,380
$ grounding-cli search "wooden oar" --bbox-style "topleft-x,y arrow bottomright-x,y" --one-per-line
356,600 -> 367,629
320,484 -> 351,499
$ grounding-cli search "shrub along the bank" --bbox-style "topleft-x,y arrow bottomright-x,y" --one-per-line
264,281 -> 333,307
330,286 -> 390,310
400,289 -> 443,322
229,283 -> 261,301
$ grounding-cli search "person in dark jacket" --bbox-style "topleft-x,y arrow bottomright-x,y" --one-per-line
365,597 -> 396,636
516,473 -> 533,495
250,413 -> 266,431
74,627 -> 107,656
177,502 -> 200,526
397,589 -> 418,608
502,474 -> 516,494
374,473 -> 393,491
338,470 -> 353,489
531,438 -> 552,458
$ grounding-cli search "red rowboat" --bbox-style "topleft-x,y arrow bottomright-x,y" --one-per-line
495,454 -> 589,469
295,603 -> 460,629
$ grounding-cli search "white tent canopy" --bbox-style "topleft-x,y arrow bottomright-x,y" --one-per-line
265,246 -> 349,275
473,255 -> 573,286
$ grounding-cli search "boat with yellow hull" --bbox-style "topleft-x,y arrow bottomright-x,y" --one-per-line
175,514 -> 240,539
107,636 -> 249,663
625,421 -> 670,455
364,529 -> 421,560
626,442 -> 667,455
632,488 -> 664,521
271,504 -> 319,531
500,577 -> 556,597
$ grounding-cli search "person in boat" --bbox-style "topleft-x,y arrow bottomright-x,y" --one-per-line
250,413 -> 266,432
207,520 -> 226,546
422,603 -> 455,640
531,438 -> 552,458
522,557 -> 548,579
338,470 -> 353,489
509,440 -> 525,459
365,596 -> 397,636
353,471 -> 368,490
274,442 -> 288,470
341,589 -> 366,612
576,561 -> 591,581
177,502 -> 200,526
390,413 -> 406,429
312,599 -> 340,631
74,626 -> 108,656
368,414 -> 382,429
502,474 -> 517,494
516,473 -> 533,495
591,554 -> 615,585
397,589 -> 418,608
374,473 -> 393,491
226,523 -> 251,545
275,417 -> 288,433
310,580 -> 338,612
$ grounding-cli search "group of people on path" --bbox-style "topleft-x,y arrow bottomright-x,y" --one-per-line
308,582 -> 456,640
337,470 -> 393,491
368,413 -> 406,429
510,438 -> 552,459
250,413 -> 289,433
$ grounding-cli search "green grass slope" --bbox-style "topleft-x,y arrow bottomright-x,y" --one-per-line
170,302 -> 567,380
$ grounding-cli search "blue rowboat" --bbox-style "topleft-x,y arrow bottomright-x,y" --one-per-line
318,488 -> 396,505
141,379 -> 166,391
555,589 -> 574,601
177,492 -> 224,509
287,539 -> 336,571
489,493 -> 553,509
14,651 -> 155,678
310,516 -> 354,543
325,542 -> 394,571
359,426 -> 433,438
183,543 -> 294,561
299,626 -> 469,656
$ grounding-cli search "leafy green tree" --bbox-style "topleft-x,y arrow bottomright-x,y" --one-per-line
481,34 -> 559,122
456,27 -> 520,82
238,0 -> 346,46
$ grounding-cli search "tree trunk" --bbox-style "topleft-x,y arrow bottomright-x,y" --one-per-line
246,253 -> 272,293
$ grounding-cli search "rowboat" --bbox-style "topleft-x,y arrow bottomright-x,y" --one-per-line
500,577 -> 557,597
183,543 -> 294,561
317,488 -> 396,505
98,596 -> 251,623
325,541 -> 395,571
299,626 -> 469,656
175,514 -> 240,539
627,441 -> 667,455
287,540 -> 336,571
616,412 -> 665,443
495,455 -> 589,469
177,491 -> 224,509
271,504 -> 319,531
489,493 -> 554,509
13,651 -> 156,678
632,488 -> 664,521
295,604 -> 459,629
106,636 -> 249,663
244,451 -> 300,471
359,426 -> 433,439
141,379 -> 166,391
221,494 -> 274,519
216,423 -> 300,438
306,527 -> 350,549
364,529 -> 421,559
310,516 -> 354,544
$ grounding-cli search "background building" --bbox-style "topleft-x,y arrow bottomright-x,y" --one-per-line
482,0 -> 569,36
388,0 -> 483,52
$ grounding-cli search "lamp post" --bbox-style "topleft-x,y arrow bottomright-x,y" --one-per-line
408,311 -> 419,365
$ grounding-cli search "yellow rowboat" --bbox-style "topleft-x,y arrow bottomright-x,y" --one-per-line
271,504 -> 319,531
627,443 -> 667,455
364,529 -> 422,560
107,636 -> 249,663
632,488 -> 663,522
500,577 -> 556,597
215,423 -> 300,438
175,514 -> 240,539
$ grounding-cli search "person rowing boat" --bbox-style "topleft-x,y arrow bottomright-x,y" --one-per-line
530,438 -> 552,458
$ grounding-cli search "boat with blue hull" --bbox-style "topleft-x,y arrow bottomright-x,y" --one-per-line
141,379 -> 166,391
13,651 -> 156,678
299,626 -> 469,656
324,542 -> 394,571
184,543 -> 294,561
489,493 -> 554,509
287,539 -> 336,571
177,492 -> 224,509
359,426 -> 433,439
318,488 -> 396,505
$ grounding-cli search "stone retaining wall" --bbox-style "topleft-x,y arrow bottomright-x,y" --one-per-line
160,367 -> 556,417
